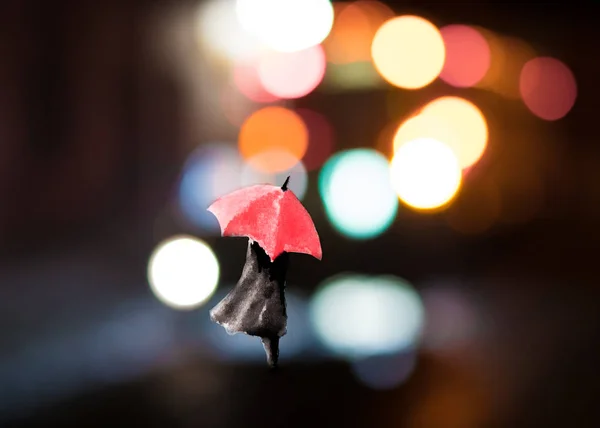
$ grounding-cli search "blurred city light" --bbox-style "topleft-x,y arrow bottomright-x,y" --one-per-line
324,2 -> 373,64
319,149 -> 398,239
394,96 -> 489,169
238,106 -> 308,173
257,45 -> 326,99
520,57 -> 577,121
240,155 -> 308,200
296,108 -> 335,171
439,25 -> 491,88
83,299 -> 177,382
233,62 -> 279,103
201,289 -> 314,362
390,138 -> 462,211
147,236 -> 220,310
236,0 -> 334,53
323,1 -> 394,64
310,274 -> 424,359
351,352 -> 417,390
475,31 -> 536,99
196,0 -> 265,62
178,143 -> 244,232
0,298 -> 177,418
371,15 -> 445,89
420,285 -> 480,353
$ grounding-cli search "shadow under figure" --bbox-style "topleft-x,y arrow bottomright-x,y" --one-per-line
210,240 -> 289,367
207,177 -> 322,368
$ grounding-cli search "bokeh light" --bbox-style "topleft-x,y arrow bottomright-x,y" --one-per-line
319,149 -> 398,239
371,15 -> 445,89
196,0 -> 265,61
148,236 -> 220,310
296,108 -> 335,171
394,96 -> 489,169
475,31 -> 536,99
390,138 -> 462,211
310,274 -> 424,359
324,2 -> 371,64
236,0 -> 334,53
323,1 -> 394,64
178,143 -> 244,232
520,57 -> 577,121
238,106 -> 308,173
351,352 -> 417,390
439,25 -> 490,88
421,97 -> 488,168
258,45 -> 326,99
220,86 -> 264,129
233,62 -> 279,103
240,154 -> 308,200
421,285 -> 479,353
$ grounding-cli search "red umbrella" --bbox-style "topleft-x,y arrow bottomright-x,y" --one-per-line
207,176 -> 322,262
207,176 -> 322,367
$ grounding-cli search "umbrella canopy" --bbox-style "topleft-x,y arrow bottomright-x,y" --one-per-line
207,177 -> 322,262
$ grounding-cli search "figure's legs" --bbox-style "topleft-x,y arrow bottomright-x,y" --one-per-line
261,336 -> 280,368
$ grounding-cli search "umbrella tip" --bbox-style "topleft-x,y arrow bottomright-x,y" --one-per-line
281,176 -> 290,191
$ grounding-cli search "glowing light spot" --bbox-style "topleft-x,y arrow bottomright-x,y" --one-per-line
323,1 -> 394,64
239,106 -> 308,173
148,236 -> 220,310
351,352 -> 417,390
240,153 -> 308,200
310,274 -> 424,359
220,87 -> 263,128
520,57 -> 577,121
371,15 -> 445,89
421,285 -> 479,353
178,143 -> 244,232
439,25 -> 490,88
296,108 -> 335,171
390,138 -> 462,211
476,31 -> 536,99
236,0 -> 334,53
394,96 -> 488,169
233,62 -> 279,103
196,0 -> 265,61
319,149 -> 398,239
258,45 -> 326,99
324,3 -> 370,64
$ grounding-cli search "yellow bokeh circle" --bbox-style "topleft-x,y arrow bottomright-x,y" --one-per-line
371,15 -> 445,89
394,96 -> 488,169
390,137 -> 462,210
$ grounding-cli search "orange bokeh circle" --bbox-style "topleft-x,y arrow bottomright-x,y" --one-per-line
238,106 -> 308,173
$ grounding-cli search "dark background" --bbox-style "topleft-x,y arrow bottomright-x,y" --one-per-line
1,1 -> 599,427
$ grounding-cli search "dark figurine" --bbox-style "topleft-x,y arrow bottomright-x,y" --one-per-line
207,177 -> 322,367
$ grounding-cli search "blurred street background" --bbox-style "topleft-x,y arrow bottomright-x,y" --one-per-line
1,1 -> 599,427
